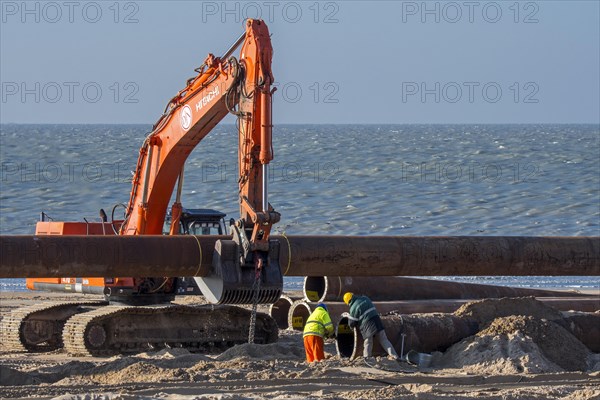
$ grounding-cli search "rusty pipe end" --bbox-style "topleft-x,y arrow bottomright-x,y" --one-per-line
336,314 -> 361,359
288,300 -> 312,332
269,295 -> 296,329
303,276 -> 327,303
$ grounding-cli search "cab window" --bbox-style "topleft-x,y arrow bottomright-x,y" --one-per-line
163,218 -> 184,234
188,222 -> 222,235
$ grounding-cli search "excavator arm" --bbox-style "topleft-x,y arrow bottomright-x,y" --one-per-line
120,19 -> 282,304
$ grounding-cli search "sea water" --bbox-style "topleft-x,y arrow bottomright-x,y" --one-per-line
1,124 -> 598,292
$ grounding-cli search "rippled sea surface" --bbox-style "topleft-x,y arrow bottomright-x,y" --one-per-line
1,124 -> 599,291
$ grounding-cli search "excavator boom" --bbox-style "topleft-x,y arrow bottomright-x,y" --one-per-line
118,19 -> 282,304
121,39 -> 239,236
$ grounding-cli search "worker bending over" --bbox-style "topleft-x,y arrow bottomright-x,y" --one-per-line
303,303 -> 334,363
344,292 -> 400,360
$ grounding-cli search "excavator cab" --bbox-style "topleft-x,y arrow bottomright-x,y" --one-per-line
162,208 -> 228,296
163,208 -> 227,236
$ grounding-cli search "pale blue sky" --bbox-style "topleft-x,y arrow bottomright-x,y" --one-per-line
1,1 -> 599,123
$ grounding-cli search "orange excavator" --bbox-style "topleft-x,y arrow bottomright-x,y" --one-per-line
1,19 -> 282,356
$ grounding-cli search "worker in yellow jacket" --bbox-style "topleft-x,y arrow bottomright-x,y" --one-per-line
303,303 -> 334,363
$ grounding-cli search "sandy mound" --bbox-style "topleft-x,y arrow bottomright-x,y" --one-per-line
436,298 -> 596,374
439,330 -> 563,374
135,348 -> 213,368
454,297 -> 564,327
88,360 -> 190,384
439,315 -> 592,374
38,351 -> 215,386
136,347 -> 195,359
216,342 -> 305,361
47,357 -> 197,385
482,316 -> 590,371
34,343 -> 307,385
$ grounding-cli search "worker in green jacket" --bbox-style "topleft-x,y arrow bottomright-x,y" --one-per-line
344,292 -> 400,360
303,303 -> 334,363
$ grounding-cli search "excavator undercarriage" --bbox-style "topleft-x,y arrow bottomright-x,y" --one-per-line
1,301 -> 108,353
1,301 -> 278,356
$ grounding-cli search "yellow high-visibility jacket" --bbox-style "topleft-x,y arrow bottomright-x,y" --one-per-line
303,306 -> 334,338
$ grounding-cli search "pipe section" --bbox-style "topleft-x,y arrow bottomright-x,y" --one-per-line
303,276 -> 589,303
288,300 -> 464,332
0,235 -> 217,278
1,235 -> 598,278
292,297 -> 599,332
288,300 -> 312,331
335,305 -> 600,359
279,236 -> 600,277
336,313 -> 479,359
268,295 -> 298,329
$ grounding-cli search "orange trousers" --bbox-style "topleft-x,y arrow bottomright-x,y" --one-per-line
304,335 -> 325,363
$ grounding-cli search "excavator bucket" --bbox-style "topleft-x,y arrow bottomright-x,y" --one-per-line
195,239 -> 282,304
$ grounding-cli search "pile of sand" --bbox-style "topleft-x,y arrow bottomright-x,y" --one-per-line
439,329 -> 564,374
438,298 -> 595,374
481,315 -> 590,371
454,296 -> 564,326
89,360 -> 189,384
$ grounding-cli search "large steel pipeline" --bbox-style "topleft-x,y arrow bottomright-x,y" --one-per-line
288,300 -> 469,332
335,310 -> 600,359
1,235 -> 599,278
0,235 -> 220,279
336,313 -> 479,359
303,276 -> 589,303
290,297 -> 600,332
